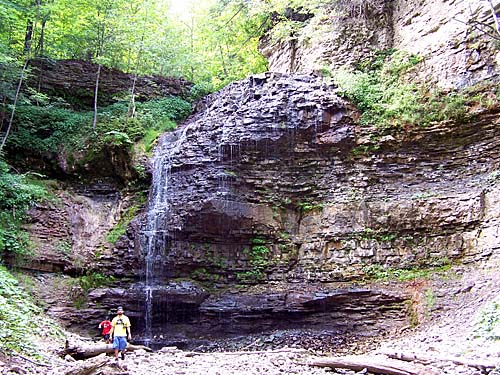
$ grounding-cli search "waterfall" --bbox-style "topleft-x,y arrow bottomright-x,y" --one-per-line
140,124 -> 192,344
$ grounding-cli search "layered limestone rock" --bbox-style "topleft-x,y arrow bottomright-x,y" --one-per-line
260,0 -> 500,89
28,58 -> 192,109
128,73 -> 500,284
23,70 -> 500,342
88,72 -> 499,340
20,1 -> 500,343
17,182 -> 138,275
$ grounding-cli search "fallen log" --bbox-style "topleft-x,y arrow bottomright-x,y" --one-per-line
380,350 -> 499,373
65,339 -> 152,359
310,355 -> 422,375
64,353 -> 110,375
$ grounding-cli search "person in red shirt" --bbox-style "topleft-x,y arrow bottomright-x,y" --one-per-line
98,316 -> 112,344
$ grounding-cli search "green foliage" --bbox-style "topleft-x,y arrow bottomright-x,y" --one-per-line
252,0 -> 328,43
334,49 -> 470,131
474,296 -> 500,340
190,82 -> 215,100
0,0 -> 271,108
78,272 -> 115,292
188,0 -> 269,89
351,144 -> 380,157
0,265 -> 62,356
8,105 -> 93,153
237,238 -> 271,283
55,240 -> 72,256
136,97 -> 192,128
363,261 -> 451,282
355,228 -> 397,242
297,201 -> 324,213
106,193 -> 146,244
7,96 -> 191,168
191,267 -> 221,283
0,160 -> 49,257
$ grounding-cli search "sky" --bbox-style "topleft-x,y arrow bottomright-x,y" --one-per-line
167,0 -> 206,20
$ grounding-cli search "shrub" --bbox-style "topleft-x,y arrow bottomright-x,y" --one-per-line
8,105 -> 92,153
237,238 -> 271,283
78,272 -> 115,292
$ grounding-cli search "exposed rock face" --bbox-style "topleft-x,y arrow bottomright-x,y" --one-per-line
130,73 -> 500,285
89,72 -> 499,340
23,70 -> 500,342
18,182 -> 130,274
260,0 -> 500,89
28,58 -> 192,109
82,281 -> 407,347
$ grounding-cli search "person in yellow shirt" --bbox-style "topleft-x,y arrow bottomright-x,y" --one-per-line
109,306 -> 132,363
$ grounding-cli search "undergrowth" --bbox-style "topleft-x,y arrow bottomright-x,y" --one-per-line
363,260 -> 452,282
0,265 -> 63,357
106,192 -> 147,244
0,160 -> 51,259
7,96 -> 192,161
334,49 -> 472,132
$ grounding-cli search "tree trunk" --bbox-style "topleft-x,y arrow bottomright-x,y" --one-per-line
24,20 -> 33,53
486,0 -> 500,37
0,59 -> 30,151
65,339 -> 152,359
310,356 -> 423,375
381,349 -> 498,372
127,73 -> 137,118
93,64 -> 101,129
35,18 -> 47,57
64,353 -> 110,375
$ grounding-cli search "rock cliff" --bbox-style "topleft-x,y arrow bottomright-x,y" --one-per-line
96,70 -> 498,343
28,58 -> 192,109
260,0 -> 500,89
20,0 -> 500,345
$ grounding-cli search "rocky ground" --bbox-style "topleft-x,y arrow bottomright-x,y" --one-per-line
2,261 -> 500,375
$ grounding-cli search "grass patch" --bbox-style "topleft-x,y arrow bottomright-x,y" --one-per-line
106,192 -> 147,244
363,261 -> 452,282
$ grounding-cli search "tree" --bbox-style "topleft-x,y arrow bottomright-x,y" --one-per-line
0,0 -> 42,150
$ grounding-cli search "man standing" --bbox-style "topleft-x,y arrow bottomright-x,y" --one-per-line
109,306 -> 132,365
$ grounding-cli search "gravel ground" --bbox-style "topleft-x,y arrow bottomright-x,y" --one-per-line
2,262 -> 500,375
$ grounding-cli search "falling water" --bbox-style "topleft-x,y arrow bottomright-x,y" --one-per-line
140,124 -> 193,344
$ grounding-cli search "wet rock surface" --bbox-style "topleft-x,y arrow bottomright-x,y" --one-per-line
128,71 -> 500,287
17,70 -> 500,347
